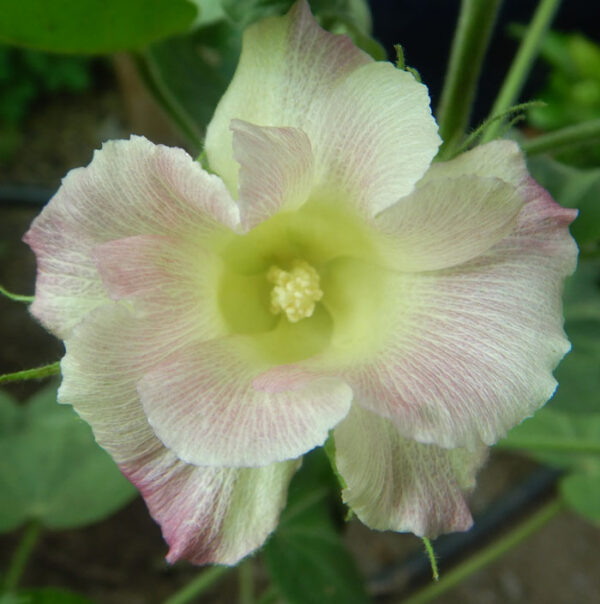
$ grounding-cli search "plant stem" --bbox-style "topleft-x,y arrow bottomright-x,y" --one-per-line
0,285 -> 34,304
436,0 -> 502,158
421,538 -> 439,581
3,520 -> 42,593
521,118 -> 600,155
481,0 -> 562,143
401,497 -> 563,604
0,361 -> 61,385
239,558 -> 255,604
163,566 -> 230,604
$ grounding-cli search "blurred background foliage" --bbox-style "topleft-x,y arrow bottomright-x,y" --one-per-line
0,384 -> 136,534
0,48 -> 93,161
0,0 -> 378,158
528,32 -> 600,143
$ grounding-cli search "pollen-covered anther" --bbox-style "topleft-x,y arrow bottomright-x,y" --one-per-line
267,260 -> 323,323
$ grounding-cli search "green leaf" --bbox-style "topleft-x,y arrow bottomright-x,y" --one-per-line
548,259 -> 600,415
499,405 -> 600,524
498,408 -> 600,468
0,588 -> 95,604
527,155 -> 600,245
0,385 -> 136,533
0,0 -> 197,54
0,390 -> 20,434
499,255 -> 600,526
560,470 -> 600,525
550,319 -> 600,415
263,449 -> 370,604
141,20 -> 242,151
562,259 -> 600,322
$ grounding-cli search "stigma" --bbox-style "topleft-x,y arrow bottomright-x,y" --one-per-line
267,260 -> 323,323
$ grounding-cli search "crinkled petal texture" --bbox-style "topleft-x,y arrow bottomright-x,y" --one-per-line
24,133 -> 357,563
59,304 -> 299,565
231,119 -> 314,230
341,141 -> 578,453
24,136 -> 239,339
24,0 -> 578,564
334,405 -> 487,537
137,339 -> 352,467
206,0 -> 440,217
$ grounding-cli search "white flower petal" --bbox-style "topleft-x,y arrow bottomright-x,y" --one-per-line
24,136 -> 238,338
346,185 -> 577,450
375,175 -> 524,272
123,450 -> 299,565
206,0 -> 440,216
59,303 -> 298,565
93,233 -> 226,339
232,120 -> 314,230
335,404 -> 486,537
138,337 -> 353,467
420,140 -> 529,186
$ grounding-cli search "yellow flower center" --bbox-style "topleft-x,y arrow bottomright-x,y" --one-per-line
267,260 -> 323,322
216,198 -> 389,364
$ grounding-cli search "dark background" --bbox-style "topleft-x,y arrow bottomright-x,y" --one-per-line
370,0 -> 600,124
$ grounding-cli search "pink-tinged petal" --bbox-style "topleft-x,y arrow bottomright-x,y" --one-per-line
59,304 -> 298,565
93,234 -> 226,339
375,175 -> 524,272
23,136 -> 238,339
232,120 -> 314,231
59,304 -> 192,463
138,338 -> 353,467
123,451 -> 299,566
345,185 -> 578,450
206,0 -> 440,215
334,405 -> 486,537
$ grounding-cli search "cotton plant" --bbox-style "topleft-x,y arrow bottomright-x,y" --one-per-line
0,0 -> 590,600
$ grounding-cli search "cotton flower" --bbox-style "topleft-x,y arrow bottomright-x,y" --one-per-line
24,1 -> 577,565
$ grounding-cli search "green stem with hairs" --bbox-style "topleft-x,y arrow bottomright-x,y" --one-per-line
521,118 -> 600,155
436,0 -> 502,158
0,361 -> 61,385
401,498 -> 563,604
162,566 -> 230,604
421,538 -> 439,581
481,0 -> 562,143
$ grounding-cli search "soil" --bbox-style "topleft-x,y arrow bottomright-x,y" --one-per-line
1,57 -> 599,604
